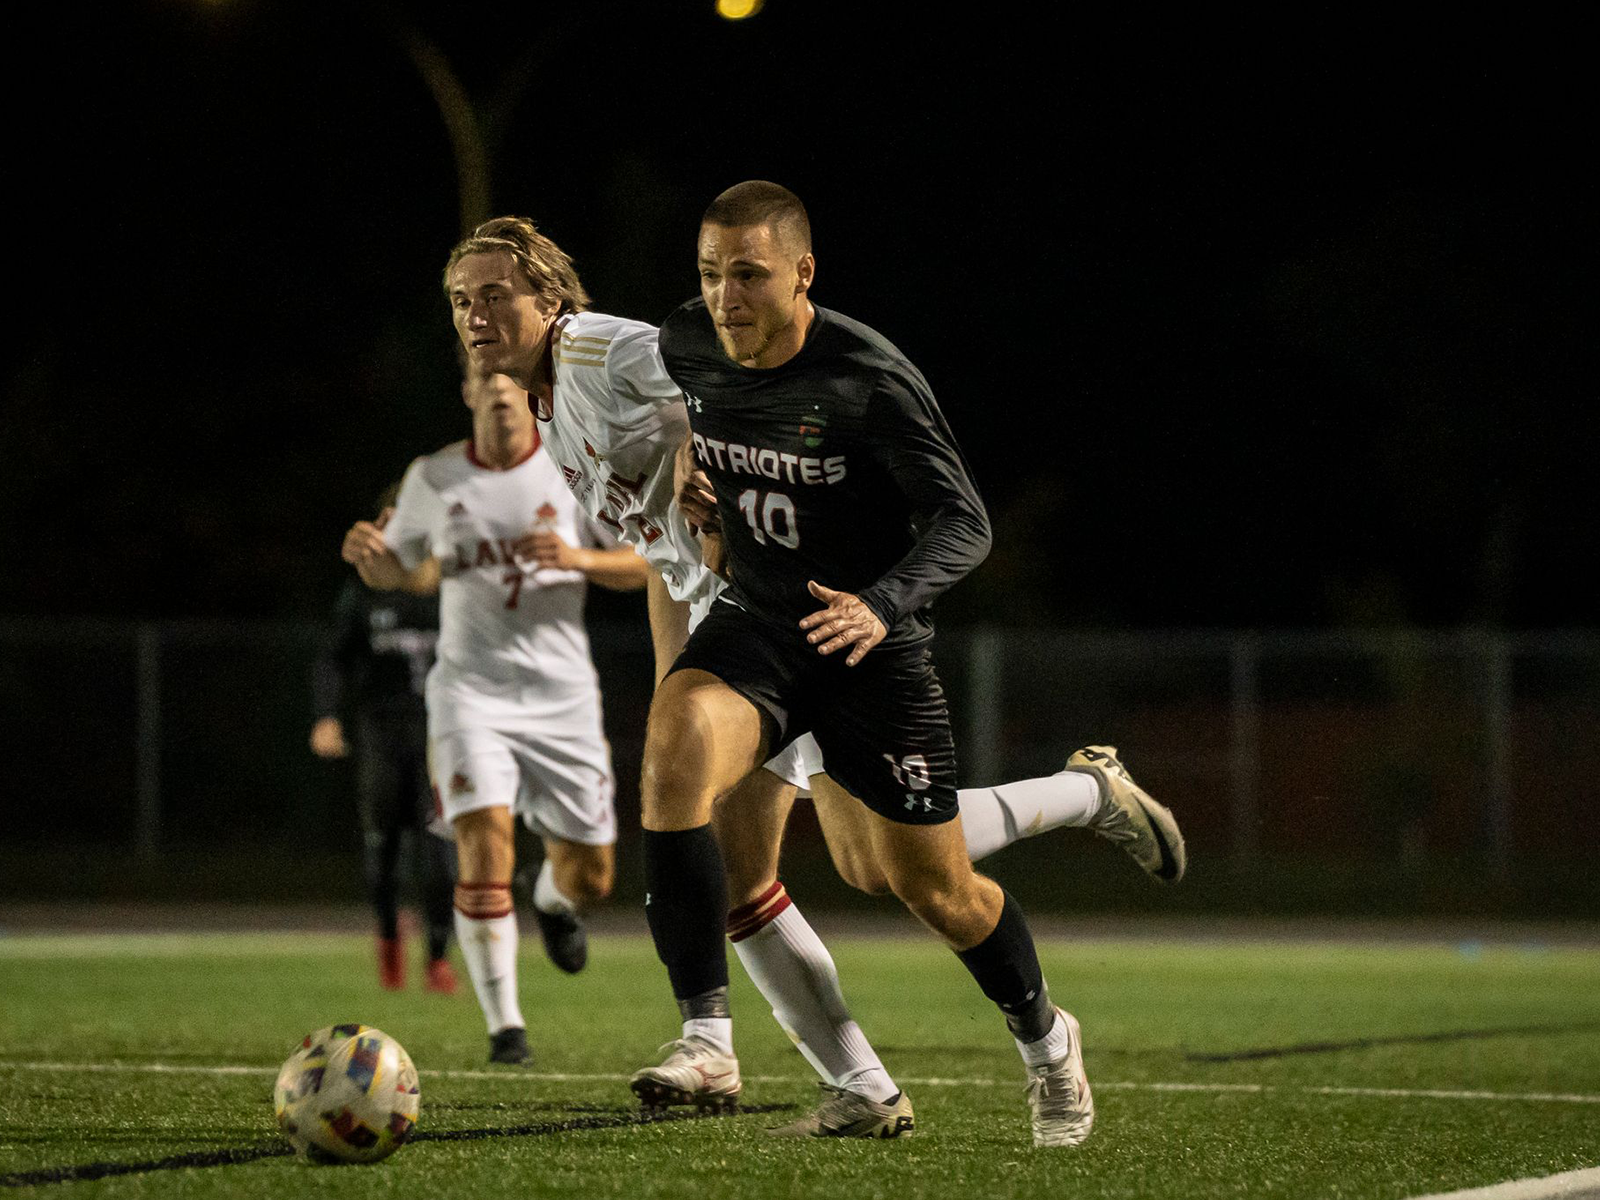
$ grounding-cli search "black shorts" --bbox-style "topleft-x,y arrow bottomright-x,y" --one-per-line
671,599 -> 958,825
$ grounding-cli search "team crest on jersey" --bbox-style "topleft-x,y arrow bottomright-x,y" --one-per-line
449,772 -> 474,795
799,419 -> 826,449
537,502 -> 557,521
448,501 -> 468,518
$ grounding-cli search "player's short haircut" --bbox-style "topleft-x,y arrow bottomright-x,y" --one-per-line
702,181 -> 812,254
442,216 -> 591,314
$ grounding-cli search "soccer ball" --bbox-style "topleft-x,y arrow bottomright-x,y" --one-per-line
273,1024 -> 420,1164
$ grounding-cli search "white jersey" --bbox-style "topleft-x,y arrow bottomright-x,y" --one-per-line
385,437 -> 613,733
538,311 -> 723,624
536,311 -> 823,793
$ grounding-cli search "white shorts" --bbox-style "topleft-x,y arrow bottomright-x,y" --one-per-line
429,722 -> 616,846
763,733 -> 825,797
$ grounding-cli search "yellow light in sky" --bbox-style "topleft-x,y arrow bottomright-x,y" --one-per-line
716,0 -> 764,19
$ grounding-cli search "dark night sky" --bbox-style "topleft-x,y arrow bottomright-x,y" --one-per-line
4,2 -> 1592,629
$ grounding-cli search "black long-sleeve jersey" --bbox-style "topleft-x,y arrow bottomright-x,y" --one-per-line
311,578 -> 440,720
658,298 -> 992,649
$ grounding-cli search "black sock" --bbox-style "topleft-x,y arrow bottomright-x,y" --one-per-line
954,890 -> 1054,1043
422,827 -> 455,960
643,826 -> 730,1003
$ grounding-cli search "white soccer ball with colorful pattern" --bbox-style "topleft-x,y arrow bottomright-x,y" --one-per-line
273,1024 -> 420,1163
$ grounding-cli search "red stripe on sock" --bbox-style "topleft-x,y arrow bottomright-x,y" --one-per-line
726,880 -> 784,927
727,881 -> 792,943
455,882 -> 512,920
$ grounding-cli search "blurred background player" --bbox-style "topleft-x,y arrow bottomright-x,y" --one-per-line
341,363 -> 650,1065
311,483 -> 456,994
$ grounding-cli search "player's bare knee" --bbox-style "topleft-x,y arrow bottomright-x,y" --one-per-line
554,849 -> 614,905
641,698 -> 723,825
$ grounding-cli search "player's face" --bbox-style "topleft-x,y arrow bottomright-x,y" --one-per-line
447,250 -> 559,385
461,369 -> 532,434
698,221 -> 814,369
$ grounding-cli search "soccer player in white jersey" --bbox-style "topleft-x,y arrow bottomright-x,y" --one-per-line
342,361 -> 650,1066
440,216 -> 1185,1136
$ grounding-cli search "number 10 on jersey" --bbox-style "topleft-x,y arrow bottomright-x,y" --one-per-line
737,489 -> 800,549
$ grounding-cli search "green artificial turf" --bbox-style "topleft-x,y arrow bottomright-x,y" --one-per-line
2,927 -> 1597,1198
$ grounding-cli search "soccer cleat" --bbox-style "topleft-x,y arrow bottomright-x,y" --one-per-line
488,1026 -> 531,1065
629,1038 -> 741,1113
1027,1009 -> 1094,1148
423,957 -> 459,995
377,936 -> 404,990
534,907 -> 589,974
767,1084 -> 915,1138
1067,744 -> 1187,883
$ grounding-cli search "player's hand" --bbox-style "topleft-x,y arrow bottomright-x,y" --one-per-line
341,520 -> 389,567
517,529 -> 584,571
799,581 -> 887,667
678,468 -> 719,534
309,716 -> 349,759
674,437 -> 719,534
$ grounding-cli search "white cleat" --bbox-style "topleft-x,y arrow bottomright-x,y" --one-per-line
1067,744 -> 1187,883
1027,1009 -> 1095,1148
629,1037 -> 741,1113
767,1084 -> 915,1139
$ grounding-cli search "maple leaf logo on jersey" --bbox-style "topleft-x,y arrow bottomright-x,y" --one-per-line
448,501 -> 468,518
449,772 -> 475,795
537,502 -> 557,521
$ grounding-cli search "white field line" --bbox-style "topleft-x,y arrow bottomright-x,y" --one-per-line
3,1060 -> 1599,1106
1403,1164 -> 1600,1200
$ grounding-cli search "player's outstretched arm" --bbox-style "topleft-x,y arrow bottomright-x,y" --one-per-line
799,580 -> 888,667
518,529 -> 651,592
854,378 -> 992,633
341,519 -> 436,593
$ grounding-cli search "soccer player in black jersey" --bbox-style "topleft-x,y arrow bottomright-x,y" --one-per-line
636,181 -> 1094,1146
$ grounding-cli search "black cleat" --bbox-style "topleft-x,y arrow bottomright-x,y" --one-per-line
534,908 -> 589,974
488,1026 -> 531,1065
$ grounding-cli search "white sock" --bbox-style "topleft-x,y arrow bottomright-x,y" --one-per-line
729,882 -> 899,1103
1016,1007 -> 1072,1070
453,910 -> 525,1034
532,859 -> 576,915
683,1017 -> 735,1056
958,773 -> 1102,861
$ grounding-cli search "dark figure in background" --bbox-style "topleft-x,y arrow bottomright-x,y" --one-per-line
311,493 -> 458,995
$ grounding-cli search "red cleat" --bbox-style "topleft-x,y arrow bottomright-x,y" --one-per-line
377,936 -> 404,990
424,957 -> 459,995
